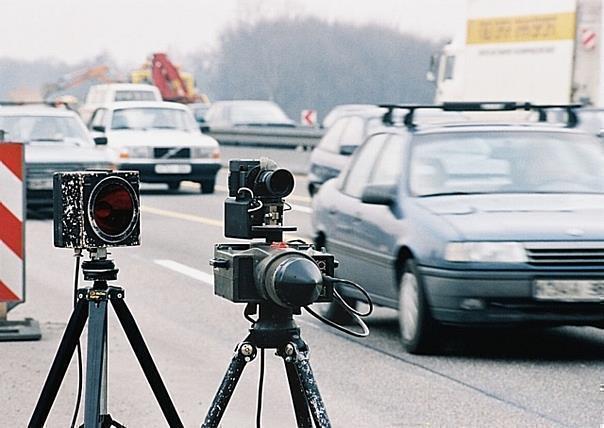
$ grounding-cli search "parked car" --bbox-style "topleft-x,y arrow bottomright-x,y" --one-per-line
321,104 -> 375,128
88,101 -> 220,193
312,104 -> 604,354
308,107 -> 385,196
0,105 -> 114,208
80,83 -> 162,124
205,100 -> 295,128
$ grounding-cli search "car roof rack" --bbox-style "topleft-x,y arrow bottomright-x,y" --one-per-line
378,102 -> 582,129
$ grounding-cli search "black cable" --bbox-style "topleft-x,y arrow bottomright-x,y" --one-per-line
305,305 -> 370,338
70,253 -> 83,428
304,276 -> 374,337
256,348 -> 265,428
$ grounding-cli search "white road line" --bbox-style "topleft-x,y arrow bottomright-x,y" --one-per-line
289,204 -> 313,214
155,259 -> 214,285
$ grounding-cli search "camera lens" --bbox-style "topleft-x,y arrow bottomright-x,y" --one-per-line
257,168 -> 294,198
89,177 -> 138,242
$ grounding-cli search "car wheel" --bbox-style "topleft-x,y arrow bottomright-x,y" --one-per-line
308,183 -> 316,197
168,182 -> 181,191
398,259 -> 438,354
200,180 -> 215,194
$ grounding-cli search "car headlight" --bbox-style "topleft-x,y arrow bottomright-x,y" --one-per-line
127,146 -> 152,158
444,242 -> 528,263
191,146 -> 220,159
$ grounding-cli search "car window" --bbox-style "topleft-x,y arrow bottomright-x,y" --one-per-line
114,90 -> 158,102
408,131 -> 604,196
89,108 -> 106,129
110,107 -> 198,132
339,116 -> 365,148
369,134 -> 406,185
341,133 -> 389,198
318,117 -> 348,152
0,115 -> 90,143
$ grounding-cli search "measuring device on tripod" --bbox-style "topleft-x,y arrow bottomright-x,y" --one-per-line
205,159 -> 373,428
29,170 -> 183,428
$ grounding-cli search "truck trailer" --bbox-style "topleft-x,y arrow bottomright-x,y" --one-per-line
430,0 -> 604,106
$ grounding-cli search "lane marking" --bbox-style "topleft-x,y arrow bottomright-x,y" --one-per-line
289,204 -> 312,214
141,205 -> 223,227
142,204 -> 311,243
155,259 -> 214,285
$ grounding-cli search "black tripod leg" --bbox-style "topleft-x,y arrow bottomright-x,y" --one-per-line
29,297 -> 88,428
202,342 -> 254,428
85,299 -> 108,428
110,295 -> 184,428
290,347 -> 331,428
284,362 -> 313,428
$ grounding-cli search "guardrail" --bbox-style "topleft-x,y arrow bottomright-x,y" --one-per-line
206,126 -> 325,149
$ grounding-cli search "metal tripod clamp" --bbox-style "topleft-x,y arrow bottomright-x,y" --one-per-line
237,342 -> 257,362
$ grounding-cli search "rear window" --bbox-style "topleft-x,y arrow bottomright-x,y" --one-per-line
114,90 -> 158,102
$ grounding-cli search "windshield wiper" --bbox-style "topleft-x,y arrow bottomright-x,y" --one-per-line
418,191 -> 487,198
29,138 -> 64,142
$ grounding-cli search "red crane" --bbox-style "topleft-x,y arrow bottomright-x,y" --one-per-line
150,53 -> 195,103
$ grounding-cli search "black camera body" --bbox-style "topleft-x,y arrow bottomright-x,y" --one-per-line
214,159 -> 337,309
212,241 -> 335,307
225,159 -> 295,240
53,170 -> 140,249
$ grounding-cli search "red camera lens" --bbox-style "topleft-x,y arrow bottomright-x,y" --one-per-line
92,182 -> 135,236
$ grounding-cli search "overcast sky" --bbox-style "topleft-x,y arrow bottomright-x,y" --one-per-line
1,0 -> 465,65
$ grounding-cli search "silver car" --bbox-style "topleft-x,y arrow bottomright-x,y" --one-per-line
0,105 -> 113,208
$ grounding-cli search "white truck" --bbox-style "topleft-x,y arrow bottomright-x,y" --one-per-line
430,0 -> 604,106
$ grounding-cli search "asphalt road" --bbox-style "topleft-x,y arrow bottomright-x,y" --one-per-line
2,168 -> 604,427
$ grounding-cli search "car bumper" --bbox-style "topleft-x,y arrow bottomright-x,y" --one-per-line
117,160 -> 221,183
419,265 -> 604,327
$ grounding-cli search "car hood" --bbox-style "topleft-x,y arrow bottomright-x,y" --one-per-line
415,194 -> 604,240
25,142 -> 114,164
105,129 -> 217,147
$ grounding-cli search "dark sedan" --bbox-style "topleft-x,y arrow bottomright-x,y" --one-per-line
311,122 -> 604,354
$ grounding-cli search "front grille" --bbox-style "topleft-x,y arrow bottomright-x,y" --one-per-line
526,242 -> 604,267
154,147 -> 190,159
27,163 -> 88,178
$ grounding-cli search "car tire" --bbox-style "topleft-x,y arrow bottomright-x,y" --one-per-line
398,259 -> 438,354
200,180 -> 215,194
168,182 -> 181,191
308,183 -> 316,197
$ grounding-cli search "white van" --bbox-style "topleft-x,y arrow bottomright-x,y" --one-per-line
80,83 -> 162,124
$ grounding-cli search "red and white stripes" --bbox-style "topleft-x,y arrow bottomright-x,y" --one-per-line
0,143 -> 24,302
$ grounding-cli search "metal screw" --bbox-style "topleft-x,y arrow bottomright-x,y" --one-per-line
240,343 -> 254,357
284,343 -> 295,356
117,293 -> 123,298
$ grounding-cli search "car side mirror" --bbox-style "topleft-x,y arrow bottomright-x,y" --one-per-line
597,129 -> 604,138
339,145 -> 356,156
361,183 -> 397,205
93,136 -> 108,145
92,125 -> 105,133
200,125 -> 210,134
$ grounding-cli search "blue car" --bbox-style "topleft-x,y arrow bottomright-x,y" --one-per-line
311,104 -> 604,354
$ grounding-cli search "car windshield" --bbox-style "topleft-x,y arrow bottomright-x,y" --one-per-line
111,107 -> 198,132
114,90 -> 158,102
230,102 -> 290,124
0,115 -> 89,143
409,131 -> 604,196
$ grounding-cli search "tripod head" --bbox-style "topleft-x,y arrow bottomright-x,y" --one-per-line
79,248 -> 119,285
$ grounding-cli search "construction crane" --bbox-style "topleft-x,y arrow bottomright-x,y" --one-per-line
43,65 -> 113,99
130,53 -> 208,103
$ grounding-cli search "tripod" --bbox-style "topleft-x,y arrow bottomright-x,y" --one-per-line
29,252 -> 183,428
202,303 -> 331,428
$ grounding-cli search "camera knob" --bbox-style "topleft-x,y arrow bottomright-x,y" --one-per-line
210,258 -> 230,269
